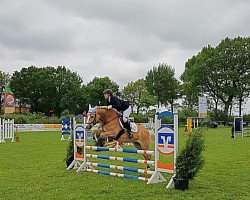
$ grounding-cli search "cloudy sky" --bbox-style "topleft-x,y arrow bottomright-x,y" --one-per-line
0,0 -> 250,112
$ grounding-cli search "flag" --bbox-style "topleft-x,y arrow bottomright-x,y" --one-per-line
4,86 -> 15,106
82,111 -> 87,116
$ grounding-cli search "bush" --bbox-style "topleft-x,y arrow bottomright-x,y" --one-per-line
65,135 -> 74,168
131,113 -> 148,123
208,109 -> 228,121
61,109 -> 70,118
178,108 -> 198,124
0,113 -> 61,124
175,128 -> 205,180
243,113 -> 250,121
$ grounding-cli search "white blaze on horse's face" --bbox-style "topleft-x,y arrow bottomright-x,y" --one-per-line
87,106 -> 97,125
87,113 -> 95,124
86,114 -> 91,124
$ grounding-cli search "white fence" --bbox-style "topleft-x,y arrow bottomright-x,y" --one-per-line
0,119 -> 15,143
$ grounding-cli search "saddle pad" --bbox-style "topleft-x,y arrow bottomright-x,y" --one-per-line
130,122 -> 138,133
119,119 -> 138,133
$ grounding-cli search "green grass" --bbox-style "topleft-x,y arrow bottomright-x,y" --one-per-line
0,127 -> 249,200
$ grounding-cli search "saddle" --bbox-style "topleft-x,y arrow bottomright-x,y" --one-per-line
118,117 -> 137,131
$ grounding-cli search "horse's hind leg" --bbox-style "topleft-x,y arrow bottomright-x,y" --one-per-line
132,141 -> 142,150
136,135 -> 151,160
132,128 -> 152,170
132,142 -> 151,166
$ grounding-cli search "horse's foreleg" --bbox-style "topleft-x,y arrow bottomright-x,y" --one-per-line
92,128 -> 102,138
91,128 -> 105,146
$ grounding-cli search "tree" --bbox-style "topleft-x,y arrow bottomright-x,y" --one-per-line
139,92 -> 157,113
226,37 -> 250,116
10,66 -> 85,115
180,56 -> 202,110
51,66 -> 86,115
0,71 -> 10,86
181,37 -> 250,116
85,77 -> 119,107
122,79 -> 147,114
145,63 -> 180,112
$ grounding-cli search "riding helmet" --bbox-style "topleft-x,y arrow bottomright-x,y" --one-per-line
103,89 -> 113,95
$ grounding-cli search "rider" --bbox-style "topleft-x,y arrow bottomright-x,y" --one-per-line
103,89 -> 133,138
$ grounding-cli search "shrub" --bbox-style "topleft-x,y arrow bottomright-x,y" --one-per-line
175,128 -> 205,180
131,113 -> 148,123
0,113 -> 61,124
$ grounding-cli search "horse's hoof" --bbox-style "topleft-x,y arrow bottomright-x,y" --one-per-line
95,138 -> 106,147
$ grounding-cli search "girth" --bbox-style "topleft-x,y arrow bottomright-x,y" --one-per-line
114,129 -> 125,140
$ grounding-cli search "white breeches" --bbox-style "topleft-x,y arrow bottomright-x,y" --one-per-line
122,106 -> 132,122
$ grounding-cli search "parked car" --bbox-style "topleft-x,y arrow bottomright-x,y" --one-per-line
202,120 -> 218,128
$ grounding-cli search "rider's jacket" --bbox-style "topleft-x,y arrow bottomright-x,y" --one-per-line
106,96 -> 129,112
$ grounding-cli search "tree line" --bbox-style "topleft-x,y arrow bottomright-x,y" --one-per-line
0,36 -> 249,120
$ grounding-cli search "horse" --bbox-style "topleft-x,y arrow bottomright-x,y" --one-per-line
86,106 -> 152,161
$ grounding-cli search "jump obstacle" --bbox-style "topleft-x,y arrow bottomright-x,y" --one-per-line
61,117 -> 71,141
185,117 -> 204,134
232,116 -> 250,138
66,109 -> 178,188
0,119 -> 15,143
61,116 -> 94,142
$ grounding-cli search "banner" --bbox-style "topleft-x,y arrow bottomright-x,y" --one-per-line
198,96 -> 207,118
15,124 -> 61,132
4,86 -> 15,106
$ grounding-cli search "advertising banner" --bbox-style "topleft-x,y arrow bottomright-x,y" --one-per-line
15,124 -> 61,132
198,96 -> 207,118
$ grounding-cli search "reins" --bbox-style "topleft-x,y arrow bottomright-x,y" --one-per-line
88,108 -> 120,127
100,109 -> 120,126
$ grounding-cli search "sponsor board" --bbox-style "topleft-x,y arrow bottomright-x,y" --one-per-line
15,124 -> 61,132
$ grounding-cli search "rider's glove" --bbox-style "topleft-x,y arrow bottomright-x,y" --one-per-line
107,105 -> 112,109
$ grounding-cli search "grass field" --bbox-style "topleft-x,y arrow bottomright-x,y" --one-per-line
0,127 -> 249,200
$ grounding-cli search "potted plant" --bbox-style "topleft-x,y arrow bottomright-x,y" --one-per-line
174,128 -> 205,190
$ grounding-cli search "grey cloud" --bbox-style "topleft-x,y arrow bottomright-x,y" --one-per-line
0,0 -> 250,90
45,0 -> 250,49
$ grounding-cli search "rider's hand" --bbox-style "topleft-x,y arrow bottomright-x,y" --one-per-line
107,105 -> 112,109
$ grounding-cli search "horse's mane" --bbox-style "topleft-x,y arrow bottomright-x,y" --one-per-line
97,106 -> 120,114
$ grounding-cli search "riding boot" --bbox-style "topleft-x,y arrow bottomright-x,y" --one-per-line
123,121 -> 132,138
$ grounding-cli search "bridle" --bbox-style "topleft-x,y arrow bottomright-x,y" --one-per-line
87,108 -> 120,127
86,112 -> 97,128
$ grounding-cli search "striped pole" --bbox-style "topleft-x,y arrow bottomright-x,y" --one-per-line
86,146 -> 154,155
85,168 -> 149,182
86,162 -> 154,175
86,154 -> 155,165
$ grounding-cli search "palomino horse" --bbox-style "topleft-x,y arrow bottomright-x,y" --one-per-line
86,106 -> 152,161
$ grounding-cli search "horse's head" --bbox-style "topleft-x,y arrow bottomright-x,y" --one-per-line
86,106 -> 97,128
86,105 -> 120,128
86,106 -> 106,126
